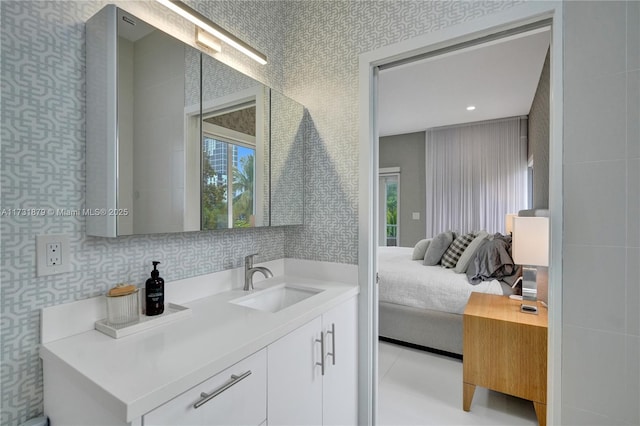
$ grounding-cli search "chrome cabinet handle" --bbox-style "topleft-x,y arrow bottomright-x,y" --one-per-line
193,370 -> 252,409
326,323 -> 336,365
315,331 -> 325,376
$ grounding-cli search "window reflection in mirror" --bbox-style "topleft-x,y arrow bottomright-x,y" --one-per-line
198,51 -> 269,230
201,104 -> 257,229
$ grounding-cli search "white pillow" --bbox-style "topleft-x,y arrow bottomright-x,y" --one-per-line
412,239 -> 432,260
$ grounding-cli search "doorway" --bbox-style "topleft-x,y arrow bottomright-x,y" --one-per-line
357,3 -> 563,425
378,28 -> 547,423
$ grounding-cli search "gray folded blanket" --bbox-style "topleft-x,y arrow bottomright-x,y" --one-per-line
467,233 -> 522,287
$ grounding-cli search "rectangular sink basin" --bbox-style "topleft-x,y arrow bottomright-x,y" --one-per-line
230,284 -> 323,313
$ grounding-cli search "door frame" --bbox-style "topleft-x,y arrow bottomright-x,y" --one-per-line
357,2 -> 564,424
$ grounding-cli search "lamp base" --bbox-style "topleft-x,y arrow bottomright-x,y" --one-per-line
520,266 -> 538,314
522,266 -> 537,301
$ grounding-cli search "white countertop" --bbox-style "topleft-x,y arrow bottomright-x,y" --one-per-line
40,276 -> 359,422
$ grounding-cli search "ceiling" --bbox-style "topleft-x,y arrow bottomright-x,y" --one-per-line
378,29 -> 550,137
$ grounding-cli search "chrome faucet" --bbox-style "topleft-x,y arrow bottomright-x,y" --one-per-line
244,253 -> 273,291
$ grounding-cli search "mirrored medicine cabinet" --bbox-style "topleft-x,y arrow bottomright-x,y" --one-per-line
86,5 -> 304,237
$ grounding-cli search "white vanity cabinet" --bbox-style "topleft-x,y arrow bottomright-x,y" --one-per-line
267,316 -> 323,425
267,296 -> 358,425
321,297 -> 358,425
40,276 -> 359,426
143,349 -> 266,426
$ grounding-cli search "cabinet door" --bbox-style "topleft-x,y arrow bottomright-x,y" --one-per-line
267,317 -> 323,425
322,297 -> 358,426
143,349 -> 266,426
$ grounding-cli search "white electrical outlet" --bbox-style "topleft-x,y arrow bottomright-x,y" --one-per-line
47,242 -> 61,266
37,234 -> 71,276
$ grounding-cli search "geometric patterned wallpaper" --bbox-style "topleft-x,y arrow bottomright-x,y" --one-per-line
0,1 -> 519,424
270,91 -> 305,226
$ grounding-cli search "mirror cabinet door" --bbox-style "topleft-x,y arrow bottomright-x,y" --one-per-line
86,5 -> 202,237
115,8 -> 202,235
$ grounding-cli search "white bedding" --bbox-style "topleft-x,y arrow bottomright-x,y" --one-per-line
378,246 -> 511,315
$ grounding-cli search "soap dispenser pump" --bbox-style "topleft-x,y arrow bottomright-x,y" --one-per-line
145,261 -> 164,316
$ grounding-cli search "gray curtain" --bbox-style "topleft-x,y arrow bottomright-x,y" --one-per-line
425,117 -> 528,237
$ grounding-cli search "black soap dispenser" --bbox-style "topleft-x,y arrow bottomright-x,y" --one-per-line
145,261 -> 164,316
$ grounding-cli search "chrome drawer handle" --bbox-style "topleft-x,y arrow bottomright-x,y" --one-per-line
193,370 -> 252,409
326,323 -> 336,365
315,331 -> 325,376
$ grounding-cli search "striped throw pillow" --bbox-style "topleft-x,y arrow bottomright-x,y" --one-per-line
441,233 -> 475,268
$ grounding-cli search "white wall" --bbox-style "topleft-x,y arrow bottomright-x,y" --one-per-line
562,1 -> 639,424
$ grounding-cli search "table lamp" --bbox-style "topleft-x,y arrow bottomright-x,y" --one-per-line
505,213 -> 517,235
512,216 -> 549,314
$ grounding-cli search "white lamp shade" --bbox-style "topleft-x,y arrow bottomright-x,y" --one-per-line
505,213 -> 517,234
512,216 -> 549,266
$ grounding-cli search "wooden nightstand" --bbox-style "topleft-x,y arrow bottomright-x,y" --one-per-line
463,292 -> 547,426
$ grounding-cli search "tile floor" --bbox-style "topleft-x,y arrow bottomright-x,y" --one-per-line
378,340 -> 539,425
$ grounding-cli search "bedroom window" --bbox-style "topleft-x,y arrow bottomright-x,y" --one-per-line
379,171 -> 399,246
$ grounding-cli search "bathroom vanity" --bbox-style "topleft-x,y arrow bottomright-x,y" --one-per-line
40,271 -> 358,426
49,6 -> 357,425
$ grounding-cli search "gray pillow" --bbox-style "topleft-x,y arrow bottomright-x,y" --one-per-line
453,230 -> 489,273
423,231 -> 454,266
412,239 -> 432,260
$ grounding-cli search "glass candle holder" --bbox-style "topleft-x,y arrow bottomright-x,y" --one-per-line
106,289 -> 140,326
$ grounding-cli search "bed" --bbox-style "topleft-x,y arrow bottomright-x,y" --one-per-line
378,245 -> 515,357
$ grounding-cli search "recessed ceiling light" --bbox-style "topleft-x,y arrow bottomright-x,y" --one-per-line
466,105 -> 476,111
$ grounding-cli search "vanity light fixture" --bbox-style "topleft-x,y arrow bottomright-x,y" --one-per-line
195,27 -> 221,53
155,0 -> 267,64
466,105 -> 476,111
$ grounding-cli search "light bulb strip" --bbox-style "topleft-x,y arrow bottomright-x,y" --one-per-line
156,0 -> 267,64
196,27 -> 222,53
